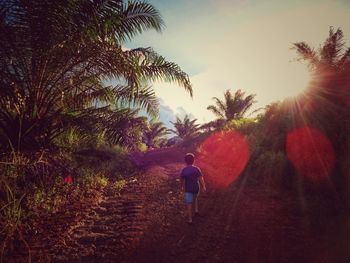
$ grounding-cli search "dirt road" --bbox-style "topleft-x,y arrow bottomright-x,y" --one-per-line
122,147 -> 350,263
25,146 -> 350,262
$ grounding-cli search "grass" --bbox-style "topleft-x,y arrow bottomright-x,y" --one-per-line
0,144 -> 141,262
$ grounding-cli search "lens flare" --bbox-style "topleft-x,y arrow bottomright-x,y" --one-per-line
197,130 -> 250,188
286,127 -> 335,181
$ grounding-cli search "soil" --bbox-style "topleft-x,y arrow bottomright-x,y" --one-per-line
13,147 -> 350,262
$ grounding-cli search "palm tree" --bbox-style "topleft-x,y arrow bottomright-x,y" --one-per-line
169,115 -> 200,139
0,0 -> 192,151
292,27 -> 350,154
293,27 -> 350,105
143,121 -> 169,148
207,89 -> 256,123
199,119 -> 226,133
293,27 -> 350,72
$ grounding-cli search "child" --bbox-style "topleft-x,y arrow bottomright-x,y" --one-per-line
180,153 -> 206,224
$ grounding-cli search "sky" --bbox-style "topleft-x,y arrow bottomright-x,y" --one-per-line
126,0 -> 350,127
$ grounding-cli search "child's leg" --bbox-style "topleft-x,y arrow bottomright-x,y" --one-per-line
193,194 -> 199,213
184,192 -> 193,223
186,203 -> 192,223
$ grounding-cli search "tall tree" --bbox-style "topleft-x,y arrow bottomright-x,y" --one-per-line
207,89 -> 256,122
292,27 -> 350,132
143,121 -> 169,148
169,115 -> 199,139
0,0 -> 192,151
292,27 -> 350,167
293,27 -> 350,112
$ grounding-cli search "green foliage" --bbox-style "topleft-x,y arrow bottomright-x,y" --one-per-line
0,1 -> 194,261
137,143 -> 148,152
0,152 -> 40,261
1,183 -> 26,232
169,115 -> 200,139
207,89 -> 257,124
246,150 -> 290,192
180,131 -> 211,153
24,172 -> 109,220
113,180 -> 127,194
54,127 -> 100,150
0,0 -> 192,151
199,119 -> 225,133
226,118 -> 258,134
143,121 -> 169,148
74,145 -> 137,178
230,28 -> 350,196
78,172 -> 109,190
253,151 -> 288,177
26,178 -> 72,213
291,27 -> 350,200
293,27 -> 350,148
0,144 -> 140,261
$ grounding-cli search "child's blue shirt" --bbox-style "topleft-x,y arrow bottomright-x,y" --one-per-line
180,165 -> 203,194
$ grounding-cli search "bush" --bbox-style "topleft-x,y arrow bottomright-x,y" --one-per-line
113,179 -> 127,194
226,118 -> 258,134
73,145 -> 137,179
137,143 -> 148,152
246,150 -> 290,190
0,144 -> 139,260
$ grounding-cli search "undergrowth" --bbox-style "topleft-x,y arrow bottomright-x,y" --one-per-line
0,145 -> 137,262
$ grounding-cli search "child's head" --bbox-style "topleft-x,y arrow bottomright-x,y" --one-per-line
184,153 -> 195,165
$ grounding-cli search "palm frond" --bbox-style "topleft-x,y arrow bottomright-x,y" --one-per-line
0,0 -> 192,150
117,1 -> 164,42
169,114 -> 199,138
207,89 -> 257,123
112,85 -> 159,116
124,47 -> 193,96
292,42 -> 319,69
320,27 -> 345,65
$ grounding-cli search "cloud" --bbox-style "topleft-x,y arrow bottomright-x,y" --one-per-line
157,99 -> 196,128
175,107 -> 196,120
158,99 -> 176,129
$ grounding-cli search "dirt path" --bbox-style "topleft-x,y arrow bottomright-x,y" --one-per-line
122,147 -> 350,263
26,147 -> 350,262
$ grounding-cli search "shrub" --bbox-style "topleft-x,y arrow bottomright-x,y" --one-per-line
113,180 -> 127,194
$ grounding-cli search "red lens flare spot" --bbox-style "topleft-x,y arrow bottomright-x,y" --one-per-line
197,130 -> 250,188
286,127 -> 335,181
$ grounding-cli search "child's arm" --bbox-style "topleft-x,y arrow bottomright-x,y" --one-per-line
181,177 -> 185,192
199,176 -> 206,192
